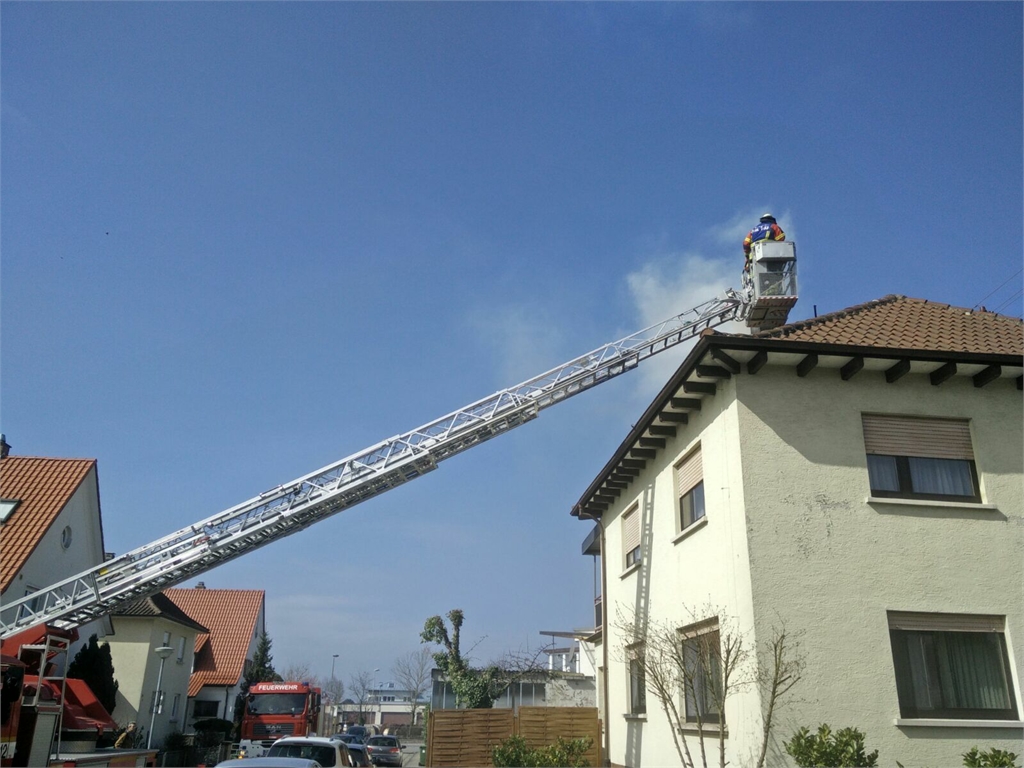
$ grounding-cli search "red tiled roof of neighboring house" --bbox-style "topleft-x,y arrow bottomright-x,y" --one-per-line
0,456 -> 97,593
165,588 -> 264,697
745,294 -> 1023,356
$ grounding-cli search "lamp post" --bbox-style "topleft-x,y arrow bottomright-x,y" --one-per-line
373,668 -> 380,727
147,645 -> 174,749
331,654 -> 340,730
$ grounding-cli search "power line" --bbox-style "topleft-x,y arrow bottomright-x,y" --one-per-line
972,268 -> 1023,311
991,288 -> 1023,317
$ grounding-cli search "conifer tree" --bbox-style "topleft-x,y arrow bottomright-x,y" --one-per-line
67,634 -> 119,715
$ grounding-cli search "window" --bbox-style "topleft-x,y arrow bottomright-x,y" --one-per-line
162,631 -> 171,646
170,693 -> 180,721
628,647 -> 646,715
863,415 -> 980,503
149,690 -> 165,715
622,505 -> 641,569
193,700 -> 219,719
888,612 -> 1018,720
0,499 -> 20,523
675,447 -> 705,530
680,620 -> 722,724
17,587 -> 42,622
177,636 -> 186,663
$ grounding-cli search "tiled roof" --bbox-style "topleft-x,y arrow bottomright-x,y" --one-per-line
747,294 -> 1023,356
165,588 -> 264,697
0,456 -> 97,593
111,591 -> 210,634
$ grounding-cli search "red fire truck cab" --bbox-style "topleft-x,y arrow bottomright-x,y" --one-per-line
238,681 -> 322,757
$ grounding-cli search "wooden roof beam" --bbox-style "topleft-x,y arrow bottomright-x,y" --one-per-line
682,381 -> 716,396
797,353 -> 818,378
885,358 -> 911,383
709,348 -> 741,374
657,411 -> 688,424
648,425 -> 676,438
841,356 -> 864,381
696,365 -> 730,379
973,365 -> 1001,388
929,361 -> 957,386
747,349 -> 768,375
669,398 -> 701,411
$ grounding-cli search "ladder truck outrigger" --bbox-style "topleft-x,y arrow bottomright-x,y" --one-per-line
0,242 -> 797,642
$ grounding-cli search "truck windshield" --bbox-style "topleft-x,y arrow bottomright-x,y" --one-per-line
248,692 -> 308,715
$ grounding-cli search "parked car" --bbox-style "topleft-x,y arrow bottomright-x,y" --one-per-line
364,735 -> 403,768
216,758 -> 323,768
344,725 -> 373,742
345,743 -> 373,767
332,732 -> 365,745
266,736 -> 354,768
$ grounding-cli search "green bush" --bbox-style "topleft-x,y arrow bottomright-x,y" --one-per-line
491,735 -> 592,768
963,747 -> 1021,768
785,724 -> 878,767
162,730 -> 189,751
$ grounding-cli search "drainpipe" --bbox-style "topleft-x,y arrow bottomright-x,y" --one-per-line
598,516 -> 610,767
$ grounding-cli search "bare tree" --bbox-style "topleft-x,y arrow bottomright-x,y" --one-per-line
753,625 -> 804,768
392,648 -> 433,725
349,670 -> 374,723
323,675 -> 345,706
614,606 -> 802,768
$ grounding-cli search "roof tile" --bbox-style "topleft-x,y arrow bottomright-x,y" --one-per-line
0,456 -> 96,593
748,294 -> 1023,355
165,588 -> 264,697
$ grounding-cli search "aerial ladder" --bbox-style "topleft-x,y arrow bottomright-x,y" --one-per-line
0,248 -> 797,640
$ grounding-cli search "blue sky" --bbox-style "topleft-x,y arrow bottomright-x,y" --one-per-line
3,2 -> 1021,686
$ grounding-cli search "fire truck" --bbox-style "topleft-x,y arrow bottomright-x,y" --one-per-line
0,250 -> 796,761
238,681 -> 323,757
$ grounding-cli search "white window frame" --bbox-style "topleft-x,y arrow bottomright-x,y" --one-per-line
627,644 -> 646,716
675,446 -> 705,531
622,504 -> 641,570
679,618 -> 723,725
177,636 -> 186,663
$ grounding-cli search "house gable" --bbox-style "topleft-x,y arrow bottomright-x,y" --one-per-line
164,588 -> 264,697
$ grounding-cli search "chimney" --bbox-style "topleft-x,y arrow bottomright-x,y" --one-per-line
0,435 -> 10,459
195,581 -> 206,589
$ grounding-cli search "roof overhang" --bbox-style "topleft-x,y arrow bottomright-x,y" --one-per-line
571,331 -> 1023,520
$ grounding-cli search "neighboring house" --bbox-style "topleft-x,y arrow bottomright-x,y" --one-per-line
165,584 -> 265,729
105,592 -> 209,745
429,642 -> 597,713
571,296 -> 1023,768
335,681 -> 429,728
0,445 -> 113,663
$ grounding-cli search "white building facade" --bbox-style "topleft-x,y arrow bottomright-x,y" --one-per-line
573,297 -> 1023,767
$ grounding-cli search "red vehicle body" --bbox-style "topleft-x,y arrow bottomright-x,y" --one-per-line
1,655 -> 26,767
238,681 -> 322,757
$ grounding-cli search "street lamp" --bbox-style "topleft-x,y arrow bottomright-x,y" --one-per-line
331,654 -> 340,730
147,645 -> 174,749
373,668 -> 380,727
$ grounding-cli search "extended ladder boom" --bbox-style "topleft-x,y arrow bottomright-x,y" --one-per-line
0,291 -> 747,638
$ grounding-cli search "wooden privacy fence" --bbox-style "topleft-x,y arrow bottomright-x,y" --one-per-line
426,707 -> 601,768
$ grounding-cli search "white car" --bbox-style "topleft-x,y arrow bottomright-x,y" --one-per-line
266,736 -> 360,768
216,758 -> 323,768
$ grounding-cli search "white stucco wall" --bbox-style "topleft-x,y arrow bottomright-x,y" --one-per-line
599,363 -> 1022,768
738,365 -> 1023,768
105,616 -> 200,745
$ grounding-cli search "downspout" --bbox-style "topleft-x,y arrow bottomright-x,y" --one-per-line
599,516 -> 610,767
